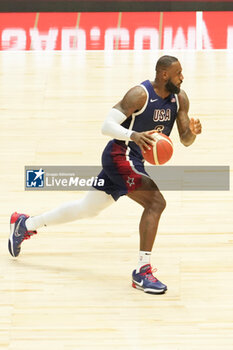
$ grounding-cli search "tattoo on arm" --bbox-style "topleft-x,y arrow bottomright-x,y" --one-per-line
176,90 -> 195,146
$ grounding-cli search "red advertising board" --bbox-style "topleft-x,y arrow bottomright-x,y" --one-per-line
0,12 -> 232,50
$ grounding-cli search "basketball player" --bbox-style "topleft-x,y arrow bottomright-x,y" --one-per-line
8,55 -> 202,294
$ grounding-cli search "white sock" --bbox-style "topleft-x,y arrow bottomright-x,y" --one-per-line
25,190 -> 114,231
136,251 -> 151,272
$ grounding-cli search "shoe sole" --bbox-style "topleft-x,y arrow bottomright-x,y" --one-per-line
132,281 -> 167,294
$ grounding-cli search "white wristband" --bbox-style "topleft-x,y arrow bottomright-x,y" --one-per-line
101,108 -> 134,141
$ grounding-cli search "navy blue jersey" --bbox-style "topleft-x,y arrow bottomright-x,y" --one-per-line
95,80 -> 179,199
116,79 -> 179,159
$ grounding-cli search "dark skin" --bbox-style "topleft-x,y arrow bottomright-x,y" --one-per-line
113,60 -> 202,251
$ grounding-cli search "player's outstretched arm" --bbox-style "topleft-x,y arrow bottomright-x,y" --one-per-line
176,90 -> 202,146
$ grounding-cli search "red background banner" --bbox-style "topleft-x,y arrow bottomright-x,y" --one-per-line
0,12 -> 232,50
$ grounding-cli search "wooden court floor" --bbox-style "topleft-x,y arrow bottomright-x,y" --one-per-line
0,50 -> 232,349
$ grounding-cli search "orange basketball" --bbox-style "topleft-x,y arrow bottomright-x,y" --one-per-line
143,131 -> 173,165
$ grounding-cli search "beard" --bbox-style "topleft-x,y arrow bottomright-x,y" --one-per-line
165,79 -> 180,94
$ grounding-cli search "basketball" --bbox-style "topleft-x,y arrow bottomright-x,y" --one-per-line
143,131 -> 173,165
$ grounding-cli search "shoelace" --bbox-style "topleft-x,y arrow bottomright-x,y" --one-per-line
141,267 -> 158,282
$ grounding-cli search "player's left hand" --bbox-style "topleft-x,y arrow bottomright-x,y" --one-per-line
189,118 -> 202,135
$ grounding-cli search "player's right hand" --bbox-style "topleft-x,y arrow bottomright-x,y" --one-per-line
130,131 -> 155,153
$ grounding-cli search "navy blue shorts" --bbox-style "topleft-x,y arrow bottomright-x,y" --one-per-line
93,140 -> 149,201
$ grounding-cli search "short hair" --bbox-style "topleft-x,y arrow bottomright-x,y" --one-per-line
155,55 -> 178,72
